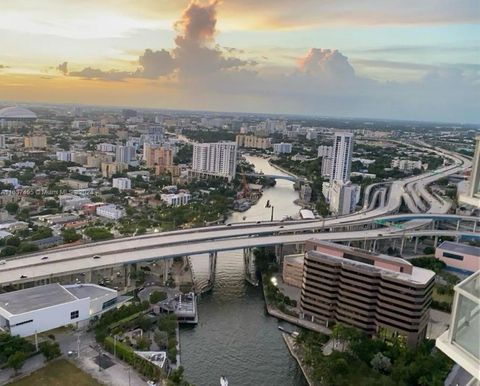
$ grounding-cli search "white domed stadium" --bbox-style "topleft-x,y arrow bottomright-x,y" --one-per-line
0,106 -> 37,129
0,106 -> 37,120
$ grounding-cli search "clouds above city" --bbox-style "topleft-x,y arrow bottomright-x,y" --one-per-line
1,0 -> 479,122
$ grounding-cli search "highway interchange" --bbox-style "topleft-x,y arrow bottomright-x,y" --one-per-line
0,141 -> 476,286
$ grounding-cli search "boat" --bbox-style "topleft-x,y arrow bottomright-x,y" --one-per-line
220,376 -> 229,386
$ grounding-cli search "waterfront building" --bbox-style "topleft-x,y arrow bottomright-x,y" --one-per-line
329,180 -> 359,215
236,134 -> 271,149
0,283 -> 118,337
273,142 -> 292,154
330,132 -> 353,183
435,242 -> 480,274
436,271 -> 479,385
192,142 -> 237,181
112,177 -> 132,191
300,240 -> 435,346
282,254 -> 304,288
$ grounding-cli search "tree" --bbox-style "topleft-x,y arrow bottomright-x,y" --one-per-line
39,341 -> 61,361
7,351 -> 26,374
5,202 -> 18,215
371,352 -> 391,373
62,228 -> 82,243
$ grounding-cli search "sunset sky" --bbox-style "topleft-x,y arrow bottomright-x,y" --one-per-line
0,0 -> 479,122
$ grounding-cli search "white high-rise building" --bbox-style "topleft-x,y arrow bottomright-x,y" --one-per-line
0,134 -> 5,149
330,132 -> 354,183
273,142 -> 293,154
192,142 -> 237,181
115,145 -> 136,164
329,180 -> 359,215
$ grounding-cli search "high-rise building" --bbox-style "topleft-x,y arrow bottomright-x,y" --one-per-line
143,144 -> 173,174
469,135 -> 480,199
329,180 -> 359,215
436,271 -> 479,385
24,135 -> 47,149
115,145 -> 136,164
273,142 -> 292,154
0,134 -> 5,149
300,239 -> 435,347
192,142 -> 237,181
56,151 -> 72,162
236,134 -> 271,149
330,132 -> 354,183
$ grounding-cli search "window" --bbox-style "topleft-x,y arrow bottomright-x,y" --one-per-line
12,319 -> 33,327
70,310 -> 79,320
443,252 -> 464,261
102,298 -> 117,310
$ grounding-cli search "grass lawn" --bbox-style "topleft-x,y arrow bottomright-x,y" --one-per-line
8,359 -> 103,386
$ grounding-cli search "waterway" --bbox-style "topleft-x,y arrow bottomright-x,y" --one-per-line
180,155 -> 306,386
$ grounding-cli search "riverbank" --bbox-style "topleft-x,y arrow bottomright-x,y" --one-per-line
261,279 -> 331,335
282,333 -> 316,386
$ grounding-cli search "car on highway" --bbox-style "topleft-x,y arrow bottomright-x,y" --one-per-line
41,256 -> 48,260
93,255 -> 101,259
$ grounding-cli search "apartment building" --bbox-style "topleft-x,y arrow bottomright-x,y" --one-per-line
192,142 -> 237,181
236,134 -> 272,150
300,239 -> 435,346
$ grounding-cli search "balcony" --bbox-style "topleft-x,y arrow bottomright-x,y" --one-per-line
436,271 -> 480,382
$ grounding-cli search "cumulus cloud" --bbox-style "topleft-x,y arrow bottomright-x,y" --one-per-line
298,48 -> 356,81
137,49 -> 175,78
59,0 -> 479,122
69,67 -> 133,81
57,61 -> 68,75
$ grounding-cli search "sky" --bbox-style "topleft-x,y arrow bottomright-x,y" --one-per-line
0,0 -> 479,123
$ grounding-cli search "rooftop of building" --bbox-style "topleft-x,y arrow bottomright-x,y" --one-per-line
307,239 -> 435,285
0,283 -> 77,316
438,241 -> 480,257
64,284 -> 116,301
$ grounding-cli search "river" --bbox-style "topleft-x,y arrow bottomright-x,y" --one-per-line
180,155 -> 306,386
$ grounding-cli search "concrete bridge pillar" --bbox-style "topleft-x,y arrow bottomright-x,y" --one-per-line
275,244 -> 284,265
84,270 -> 92,283
372,239 -> 377,252
474,220 -> 477,233
208,252 -> 217,284
434,236 -> 439,248
400,237 -> 405,256
414,237 -> 419,254
456,220 -> 461,231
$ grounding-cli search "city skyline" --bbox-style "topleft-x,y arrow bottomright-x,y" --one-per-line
0,0 -> 479,123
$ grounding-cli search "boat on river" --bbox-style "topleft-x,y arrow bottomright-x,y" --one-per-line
220,375 -> 229,386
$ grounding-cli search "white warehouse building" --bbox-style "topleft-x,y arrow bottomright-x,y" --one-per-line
0,283 -> 118,337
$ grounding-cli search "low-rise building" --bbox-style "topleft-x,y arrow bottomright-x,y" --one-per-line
0,283 -> 118,337
435,242 -> 480,274
96,204 -> 125,219
160,191 -> 191,207
112,177 -> 132,191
